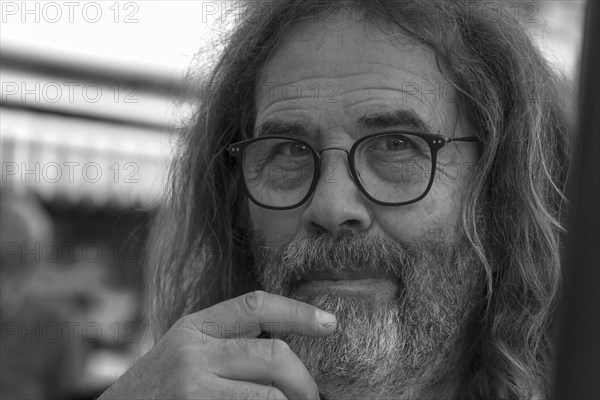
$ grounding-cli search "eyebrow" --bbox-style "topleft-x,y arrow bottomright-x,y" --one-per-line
357,110 -> 433,133
255,120 -> 312,137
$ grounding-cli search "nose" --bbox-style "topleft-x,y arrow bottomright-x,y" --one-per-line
301,148 -> 372,238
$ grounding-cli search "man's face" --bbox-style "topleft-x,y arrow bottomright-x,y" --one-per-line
249,12 -> 482,399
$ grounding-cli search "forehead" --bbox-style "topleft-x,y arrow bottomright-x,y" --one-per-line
254,11 -> 462,139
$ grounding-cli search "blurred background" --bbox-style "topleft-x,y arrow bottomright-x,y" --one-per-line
0,1 -> 587,399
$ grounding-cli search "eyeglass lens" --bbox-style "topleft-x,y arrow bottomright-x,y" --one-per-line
242,133 -> 433,207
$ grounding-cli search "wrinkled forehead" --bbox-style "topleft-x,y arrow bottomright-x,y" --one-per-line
262,10 -> 425,66
253,9 -> 464,137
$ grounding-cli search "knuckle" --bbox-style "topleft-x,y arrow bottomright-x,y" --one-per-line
175,314 -> 202,333
266,387 -> 288,400
176,314 -> 193,328
168,315 -> 204,340
160,323 -> 193,349
292,300 -> 301,319
269,338 -> 291,362
241,290 -> 268,315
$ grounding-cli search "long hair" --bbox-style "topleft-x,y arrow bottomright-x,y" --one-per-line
146,1 -> 572,398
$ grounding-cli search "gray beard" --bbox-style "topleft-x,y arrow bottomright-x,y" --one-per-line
252,230 -> 483,400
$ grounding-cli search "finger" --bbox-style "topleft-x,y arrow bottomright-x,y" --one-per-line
183,290 -> 337,339
207,376 -> 289,400
214,338 -> 320,400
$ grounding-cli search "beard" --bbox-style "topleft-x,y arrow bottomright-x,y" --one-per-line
251,229 -> 484,400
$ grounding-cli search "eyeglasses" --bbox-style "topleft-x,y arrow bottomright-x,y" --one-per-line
227,131 -> 478,210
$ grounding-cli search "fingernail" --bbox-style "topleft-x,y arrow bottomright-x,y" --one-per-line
317,309 -> 337,327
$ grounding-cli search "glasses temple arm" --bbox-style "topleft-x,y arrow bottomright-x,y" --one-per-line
445,136 -> 480,143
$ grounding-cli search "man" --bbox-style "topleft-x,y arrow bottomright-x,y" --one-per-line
101,0 -> 571,399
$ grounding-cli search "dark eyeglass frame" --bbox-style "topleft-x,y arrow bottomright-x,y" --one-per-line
227,131 -> 479,210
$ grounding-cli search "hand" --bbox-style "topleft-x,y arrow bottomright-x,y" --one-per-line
99,290 -> 337,399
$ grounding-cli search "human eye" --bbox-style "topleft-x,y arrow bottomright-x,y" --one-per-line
270,141 -> 311,158
367,134 -> 426,155
253,139 -> 313,171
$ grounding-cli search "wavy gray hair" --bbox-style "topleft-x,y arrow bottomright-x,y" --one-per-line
146,1 -> 572,398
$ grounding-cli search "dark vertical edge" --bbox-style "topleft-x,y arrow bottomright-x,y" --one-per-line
552,1 -> 600,399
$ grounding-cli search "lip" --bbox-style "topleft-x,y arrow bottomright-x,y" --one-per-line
303,270 -> 397,281
293,278 -> 399,298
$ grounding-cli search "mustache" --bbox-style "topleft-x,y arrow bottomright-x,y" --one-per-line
252,230 -> 422,296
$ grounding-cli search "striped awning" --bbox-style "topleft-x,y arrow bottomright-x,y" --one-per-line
1,107 -> 175,209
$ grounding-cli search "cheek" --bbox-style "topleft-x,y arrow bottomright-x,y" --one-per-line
419,180 -> 465,236
373,183 -> 463,242
249,202 -> 300,245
